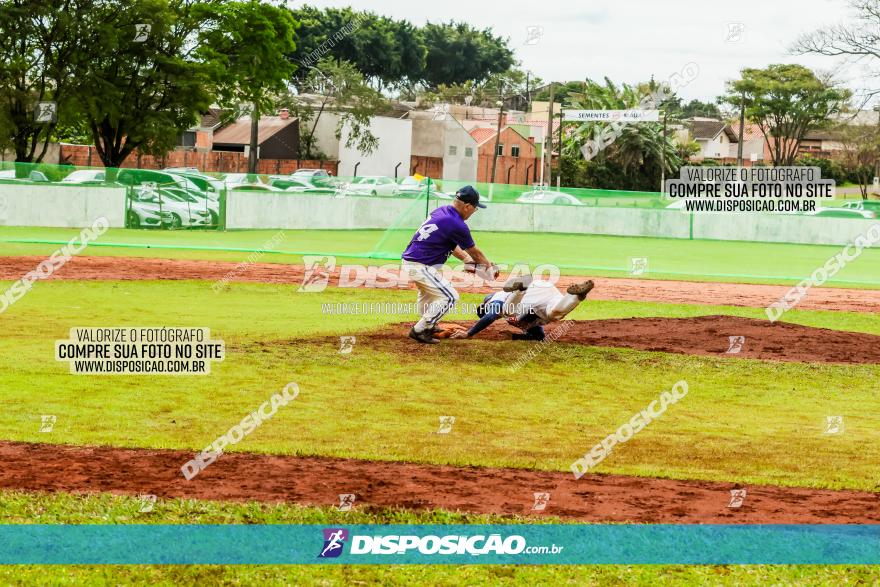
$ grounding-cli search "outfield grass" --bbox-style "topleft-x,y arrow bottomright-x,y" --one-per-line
2,491 -> 876,586
1,280 -> 878,492
2,226 -> 879,286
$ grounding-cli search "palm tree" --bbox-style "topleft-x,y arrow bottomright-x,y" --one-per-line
563,78 -> 682,185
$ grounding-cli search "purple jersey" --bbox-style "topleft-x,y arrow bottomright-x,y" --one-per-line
402,205 -> 475,266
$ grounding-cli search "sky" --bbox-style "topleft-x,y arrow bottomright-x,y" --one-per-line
294,0 -> 869,103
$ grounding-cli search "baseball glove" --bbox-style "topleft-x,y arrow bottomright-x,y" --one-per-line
433,324 -> 468,339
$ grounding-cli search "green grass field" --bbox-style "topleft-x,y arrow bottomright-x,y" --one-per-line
2,281 -> 878,491
2,226 -> 880,286
1,231 -> 879,583
1,491 -> 877,586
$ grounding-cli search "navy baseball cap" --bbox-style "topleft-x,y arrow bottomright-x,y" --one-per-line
456,185 -> 486,208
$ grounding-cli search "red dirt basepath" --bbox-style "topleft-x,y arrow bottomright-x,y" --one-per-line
1,255 -> 878,313
0,441 -> 877,524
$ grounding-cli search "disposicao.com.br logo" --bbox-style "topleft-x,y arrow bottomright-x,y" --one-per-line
317,528 -> 563,558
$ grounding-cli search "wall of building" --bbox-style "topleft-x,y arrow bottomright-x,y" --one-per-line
442,118 -> 478,182
475,127 -> 538,184
57,144 -> 337,175
309,113 -> 341,161
699,134 -> 732,159
0,184 -> 126,227
1,143 -> 61,164
338,116 -> 412,178
410,118 -> 444,158
410,155 -> 443,178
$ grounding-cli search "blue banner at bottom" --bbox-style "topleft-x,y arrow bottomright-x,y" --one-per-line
0,524 -> 878,565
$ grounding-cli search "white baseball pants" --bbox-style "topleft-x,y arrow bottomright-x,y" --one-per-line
401,261 -> 460,333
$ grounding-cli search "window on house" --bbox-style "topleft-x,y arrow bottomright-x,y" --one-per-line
496,143 -> 504,156
465,147 -> 473,158
511,145 -> 520,158
449,145 -> 457,156
178,131 -> 196,148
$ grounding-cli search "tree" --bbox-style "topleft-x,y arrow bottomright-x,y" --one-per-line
837,123 -> 880,198
793,1 -> 880,97
0,0 -> 91,166
533,81 -> 586,104
286,58 -> 387,160
561,77 -> 682,191
678,99 -> 723,119
421,22 -> 514,88
288,8 -> 425,92
71,0 -> 218,171
420,67 -> 542,110
199,0 -> 298,173
724,64 -> 850,166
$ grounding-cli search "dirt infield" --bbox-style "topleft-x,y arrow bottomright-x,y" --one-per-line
0,441 -> 877,524
390,315 -> 880,365
1,254 -> 878,313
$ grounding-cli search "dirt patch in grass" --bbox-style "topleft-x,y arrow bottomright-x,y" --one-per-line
0,441 -> 877,524
370,315 -> 880,365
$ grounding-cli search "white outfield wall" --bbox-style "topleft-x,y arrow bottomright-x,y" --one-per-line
226,192 -> 876,247
3,184 -> 874,249
226,192 -> 419,230
0,184 -> 127,228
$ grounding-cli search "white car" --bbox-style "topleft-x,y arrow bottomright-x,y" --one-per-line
61,170 -> 107,184
347,176 -> 398,197
160,187 -> 216,225
128,187 -> 208,228
805,207 -> 877,219
292,169 -> 331,181
222,173 -> 282,191
516,190 -> 583,206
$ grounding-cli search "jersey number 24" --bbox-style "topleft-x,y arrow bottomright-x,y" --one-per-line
417,222 -> 438,241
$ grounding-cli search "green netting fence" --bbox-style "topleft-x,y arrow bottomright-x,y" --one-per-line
1,161 -> 879,286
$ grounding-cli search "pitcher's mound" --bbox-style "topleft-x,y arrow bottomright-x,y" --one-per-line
400,315 -> 880,365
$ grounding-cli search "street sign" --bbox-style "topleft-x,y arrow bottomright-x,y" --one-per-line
563,109 -> 660,122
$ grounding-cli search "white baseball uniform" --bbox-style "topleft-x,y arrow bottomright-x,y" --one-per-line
488,280 -> 582,325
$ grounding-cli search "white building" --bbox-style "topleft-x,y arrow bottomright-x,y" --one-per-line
310,112 -> 412,178
407,111 -> 477,182
686,118 -> 738,160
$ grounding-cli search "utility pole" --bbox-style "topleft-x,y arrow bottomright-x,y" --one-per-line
489,82 -> 505,192
542,83 -> 555,187
556,110 -> 563,188
660,111 -> 668,194
525,71 -> 530,111
736,90 -> 745,167
874,104 -> 880,191
248,103 -> 259,175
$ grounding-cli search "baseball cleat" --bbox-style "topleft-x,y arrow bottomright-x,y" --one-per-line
503,274 -> 533,292
409,327 -> 439,344
566,280 -> 595,300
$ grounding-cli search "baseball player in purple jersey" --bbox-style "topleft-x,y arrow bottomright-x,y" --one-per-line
401,185 -> 497,344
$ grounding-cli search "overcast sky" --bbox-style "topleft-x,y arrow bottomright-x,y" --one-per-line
295,0 -> 868,103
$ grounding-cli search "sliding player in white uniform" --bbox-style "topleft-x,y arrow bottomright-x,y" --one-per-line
453,276 -> 594,340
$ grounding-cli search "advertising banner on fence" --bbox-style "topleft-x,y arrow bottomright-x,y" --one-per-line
563,110 -> 661,122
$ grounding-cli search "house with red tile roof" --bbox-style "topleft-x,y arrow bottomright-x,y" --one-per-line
468,125 -> 538,184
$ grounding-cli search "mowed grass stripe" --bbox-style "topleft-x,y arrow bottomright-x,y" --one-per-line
0,281 -> 877,491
